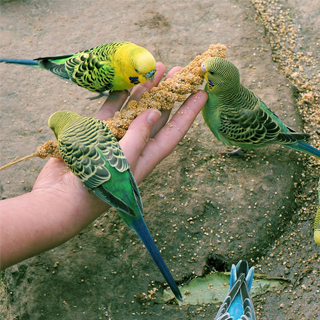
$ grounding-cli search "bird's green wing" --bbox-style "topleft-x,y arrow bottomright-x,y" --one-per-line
35,54 -> 74,80
219,100 -> 309,146
63,42 -> 131,92
258,99 -> 310,143
35,43 -> 125,87
65,51 -> 115,92
58,118 -> 129,189
93,168 -> 143,220
35,54 -> 74,63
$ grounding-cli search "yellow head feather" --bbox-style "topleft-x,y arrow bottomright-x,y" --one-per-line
112,43 -> 156,90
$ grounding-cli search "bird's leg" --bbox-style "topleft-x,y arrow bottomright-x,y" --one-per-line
218,147 -> 247,156
88,89 -> 131,100
87,92 -> 110,100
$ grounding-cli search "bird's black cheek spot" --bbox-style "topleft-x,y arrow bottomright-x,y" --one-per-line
208,79 -> 214,87
129,76 -> 140,84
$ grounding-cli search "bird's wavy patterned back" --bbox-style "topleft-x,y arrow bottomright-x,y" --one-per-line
58,116 -> 129,188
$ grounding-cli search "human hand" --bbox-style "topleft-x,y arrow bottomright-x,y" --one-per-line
33,62 -> 207,212
0,62 -> 207,269
96,62 -> 208,184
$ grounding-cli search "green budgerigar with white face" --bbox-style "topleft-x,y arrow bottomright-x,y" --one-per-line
48,110 -> 182,302
201,57 -> 320,158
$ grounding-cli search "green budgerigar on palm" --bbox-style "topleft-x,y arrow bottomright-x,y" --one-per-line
0,42 -> 156,99
201,57 -> 320,158
48,110 -> 183,302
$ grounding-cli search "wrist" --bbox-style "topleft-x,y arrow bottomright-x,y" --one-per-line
0,168 -> 110,269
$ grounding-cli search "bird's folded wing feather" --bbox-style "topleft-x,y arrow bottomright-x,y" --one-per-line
59,121 -> 129,189
220,102 -> 309,145
215,273 -> 245,320
240,281 -> 256,320
65,52 -> 115,91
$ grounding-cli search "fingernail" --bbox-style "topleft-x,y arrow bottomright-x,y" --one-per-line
148,109 -> 162,124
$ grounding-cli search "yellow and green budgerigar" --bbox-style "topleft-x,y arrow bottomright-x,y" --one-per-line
48,110 -> 183,302
0,42 -> 156,98
201,57 -> 320,158
315,179 -> 320,246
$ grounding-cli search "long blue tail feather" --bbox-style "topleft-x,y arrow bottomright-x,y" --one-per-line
0,58 -> 40,67
131,216 -> 183,302
289,141 -> 320,159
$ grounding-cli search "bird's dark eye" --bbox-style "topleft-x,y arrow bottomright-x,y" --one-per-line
134,68 -> 139,73
209,71 -> 215,75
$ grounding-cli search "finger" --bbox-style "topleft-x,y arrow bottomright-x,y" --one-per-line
127,62 -> 166,103
150,66 -> 183,137
95,90 -> 130,121
119,109 -> 162,172
163,66 -> 182,80
150,109 -> 171,137
134,90 -> 208,183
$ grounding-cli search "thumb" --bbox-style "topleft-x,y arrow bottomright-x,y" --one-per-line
119,109 -> 162,172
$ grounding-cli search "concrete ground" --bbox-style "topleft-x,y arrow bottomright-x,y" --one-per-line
0,0 -> 319,319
